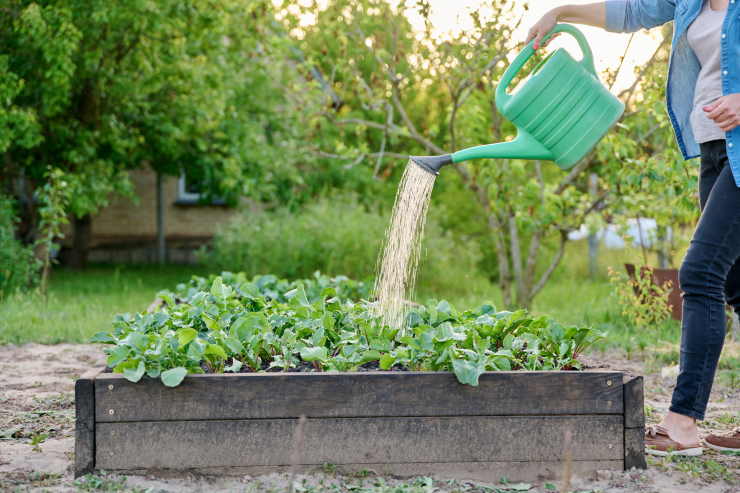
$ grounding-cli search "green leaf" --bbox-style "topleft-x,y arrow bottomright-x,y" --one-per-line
89,331 -> 115,343
123,360 -> 145,383
205,344 -> 227,360
300,346 -> 328,362
121,332 -> 148,350
186,338 -> 206,361
436,300 -> 451,314
224,336 -> 244,354
358,350 -> 380,364
379,353 -> 395,370
106,346 -> 129,367
451,358 -> 486,386
202,314 -> 219,331
210,277 -> 232,298
176,328 -> 197,347
161,367 -> 188,387
231,313 -> 267,340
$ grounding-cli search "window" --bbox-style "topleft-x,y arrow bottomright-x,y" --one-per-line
176,173 -> 226,206
177,173 -> 203,203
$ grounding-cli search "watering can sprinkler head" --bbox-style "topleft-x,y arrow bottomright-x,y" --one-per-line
409,24 -> 624,177
410,154 -> 453,175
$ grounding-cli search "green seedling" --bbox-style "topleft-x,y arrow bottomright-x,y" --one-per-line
92,272 -> 602,388
29,432 -> 48,452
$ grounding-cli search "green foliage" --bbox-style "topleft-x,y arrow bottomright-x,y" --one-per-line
199,195 -> 485,297
0,195 -> 39,298
2,0 -> 356,248
607,265 -> 673,330
594,26 -> 697,268
92,272 -> 602,387
34,167 -> 72,293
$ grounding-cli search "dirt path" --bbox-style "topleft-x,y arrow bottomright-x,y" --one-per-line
0,344 -> 737,492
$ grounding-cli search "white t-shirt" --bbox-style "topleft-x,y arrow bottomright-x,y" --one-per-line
687,0 -> 727,143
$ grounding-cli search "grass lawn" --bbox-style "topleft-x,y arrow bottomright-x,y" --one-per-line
0,265 -> 209,345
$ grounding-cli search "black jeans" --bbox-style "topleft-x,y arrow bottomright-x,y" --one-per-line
671,139 -> 733,420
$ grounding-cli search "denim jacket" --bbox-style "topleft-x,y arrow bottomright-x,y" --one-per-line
606,0 -> 740,186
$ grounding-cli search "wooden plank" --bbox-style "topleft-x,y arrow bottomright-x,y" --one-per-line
623,376 -> 646,470
95,415 -> 624,470
623,376 -> 645,428
110,460 -> 625,482
624,428 -> 646,470
75,370 -> 99,477
95,371 -> 624,422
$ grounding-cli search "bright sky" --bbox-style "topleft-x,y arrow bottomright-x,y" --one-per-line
406,0 -> 664,91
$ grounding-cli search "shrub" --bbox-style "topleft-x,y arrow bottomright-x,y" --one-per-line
607,265 -> 673,329
199,195 -> 485,299
0,195 -> 39,298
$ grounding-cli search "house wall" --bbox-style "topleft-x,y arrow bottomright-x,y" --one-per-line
72,168 -> 241,264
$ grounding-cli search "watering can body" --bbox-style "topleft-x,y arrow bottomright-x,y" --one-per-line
413,24 -> 624,174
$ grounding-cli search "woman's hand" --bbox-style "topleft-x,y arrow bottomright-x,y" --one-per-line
704,94 -> 740,132
526,9 -> 561,50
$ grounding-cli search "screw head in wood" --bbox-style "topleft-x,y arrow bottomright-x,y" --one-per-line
606,379 -> 613,386
108,409 -> 115,415
108,384 -> 114,391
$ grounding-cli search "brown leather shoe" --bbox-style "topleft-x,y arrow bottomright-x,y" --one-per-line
705,428 -> 740,452
645,425 -> 703,457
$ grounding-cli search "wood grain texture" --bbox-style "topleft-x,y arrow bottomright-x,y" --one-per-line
623,376 -> 646,470
623,376 -> 645,428
624,427 -> 647,470
110,460 -> 625,482
94,371 -> 624,422
74,370 -> 98,477
95,415 -> 624,470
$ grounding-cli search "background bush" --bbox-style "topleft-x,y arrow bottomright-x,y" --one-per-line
0,195 -> 39,298
199,195 -> 488,300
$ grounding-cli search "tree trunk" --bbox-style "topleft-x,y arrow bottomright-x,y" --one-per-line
588,173 -> 599,279
156,172 -> 166,264
68,215 -> 92,268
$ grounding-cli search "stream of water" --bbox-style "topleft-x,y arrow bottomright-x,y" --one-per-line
373,160 -> 436,330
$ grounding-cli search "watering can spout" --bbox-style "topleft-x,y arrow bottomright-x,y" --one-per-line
451,131 -> 554,164
410,154 -> 453,175
410,131 -> 553,176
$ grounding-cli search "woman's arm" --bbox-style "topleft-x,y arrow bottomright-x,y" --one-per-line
527,3 -> 606,49
528,1 -> 677,48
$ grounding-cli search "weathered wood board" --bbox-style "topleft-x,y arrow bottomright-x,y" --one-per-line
94,371 -> 624,421
76,370 -> 645,481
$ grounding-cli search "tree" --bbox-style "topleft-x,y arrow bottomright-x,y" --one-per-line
1,0 -> 328,268
279,0 -> 681,309
594,25 -> 698,269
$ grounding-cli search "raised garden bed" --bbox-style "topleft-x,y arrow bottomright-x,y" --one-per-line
77,273 -> 646,481
75,369 -> 646,481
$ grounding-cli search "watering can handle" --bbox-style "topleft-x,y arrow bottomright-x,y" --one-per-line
496,24 -> 596,108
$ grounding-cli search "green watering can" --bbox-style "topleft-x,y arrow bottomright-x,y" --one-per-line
412,24 -> 624,175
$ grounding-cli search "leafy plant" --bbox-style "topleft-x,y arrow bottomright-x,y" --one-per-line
34,167 -> 71,294
92,272 -> 602,387
0,194 -> 39,299
608,265 -> 673,329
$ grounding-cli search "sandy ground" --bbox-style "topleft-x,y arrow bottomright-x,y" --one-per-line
0,343 -> 737,493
